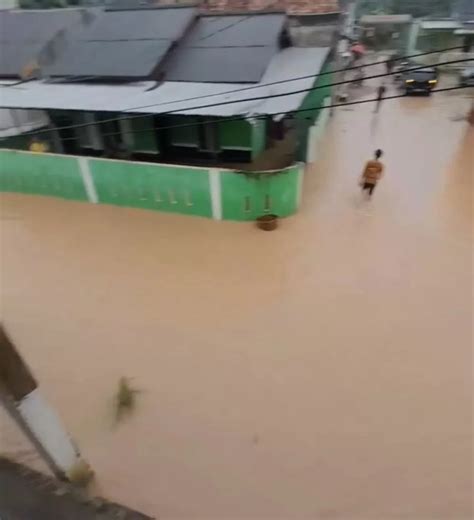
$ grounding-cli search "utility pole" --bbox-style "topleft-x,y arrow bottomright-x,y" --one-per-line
0,324 -> 92,483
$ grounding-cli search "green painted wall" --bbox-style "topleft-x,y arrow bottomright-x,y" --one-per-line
0,150 -> 87,201
297,62 -> 332,124
221,165 -> 300,221
251,118 -> 267,160
296,61 -> 332,162
0,129 -> 55,152
219,119 -> 251,149
0,134 -> 32,151
130,116 -> 159,153
0,150 -> 302,222
88,158 -> 212,218
169,115 -> 199,147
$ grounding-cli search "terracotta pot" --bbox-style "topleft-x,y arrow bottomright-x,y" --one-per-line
256,214 -> 278,231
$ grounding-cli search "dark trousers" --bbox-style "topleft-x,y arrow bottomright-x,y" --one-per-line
362,182 -> 376,196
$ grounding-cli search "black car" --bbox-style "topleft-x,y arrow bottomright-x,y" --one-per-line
403,68 -> 438,95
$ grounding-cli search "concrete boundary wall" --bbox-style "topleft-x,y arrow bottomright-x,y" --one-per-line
0,150 -> 303,222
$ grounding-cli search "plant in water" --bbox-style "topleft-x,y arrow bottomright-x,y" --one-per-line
114,377 -> 140,422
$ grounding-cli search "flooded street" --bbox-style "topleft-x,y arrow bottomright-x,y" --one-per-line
0,84 -> 472,519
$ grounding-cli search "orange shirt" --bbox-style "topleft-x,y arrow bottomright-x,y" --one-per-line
362,159 -> 384,184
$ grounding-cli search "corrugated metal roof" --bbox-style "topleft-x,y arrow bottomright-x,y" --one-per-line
164,13 -> 286,83
0,47 -> 329,118
49,41 -> 173,78
0,8 -> 95,77
48,7 -> 196,79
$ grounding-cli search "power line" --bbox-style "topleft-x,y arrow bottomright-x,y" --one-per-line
0,44 -> 467,129
27,84 -> 472,143
114,44 -> 467,113
12,56 -> 473,139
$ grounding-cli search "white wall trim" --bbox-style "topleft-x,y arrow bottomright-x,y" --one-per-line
78,157 -> 98,204
17,388 -> 80,474
209,168 -> 222,220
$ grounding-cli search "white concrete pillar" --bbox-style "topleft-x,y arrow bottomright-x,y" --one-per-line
16,389 -> 90,481
209,168 -> 222,220
0,325 -> 92,483
78,157 -> 98,204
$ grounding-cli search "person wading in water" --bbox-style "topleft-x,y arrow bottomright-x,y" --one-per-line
360,149 -> 384,197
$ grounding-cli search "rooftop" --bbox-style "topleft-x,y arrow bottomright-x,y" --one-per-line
47,6 -> 197,79
163,13 -> 287,83
0,8 -> 96,78
0,47 -> 330,119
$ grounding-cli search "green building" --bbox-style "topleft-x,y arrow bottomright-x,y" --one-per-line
1,7 -> 334,220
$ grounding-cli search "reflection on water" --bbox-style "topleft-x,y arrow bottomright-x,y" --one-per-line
0,89 -> 472,518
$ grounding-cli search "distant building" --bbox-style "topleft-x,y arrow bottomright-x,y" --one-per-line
413,0 -> 474,53
0,5 -> 334,221
359,14 -> 413,52
1,7 -> 333,168
453,0 -> 474,21
0,0 -> 18,9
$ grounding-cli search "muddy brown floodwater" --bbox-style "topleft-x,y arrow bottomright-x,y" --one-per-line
0,82 -> 472,519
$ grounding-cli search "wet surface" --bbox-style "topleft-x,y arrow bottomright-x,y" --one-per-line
0,81 -> 472,519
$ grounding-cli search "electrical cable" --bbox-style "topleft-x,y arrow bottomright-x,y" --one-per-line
12,56 -> 473,139
0,44 -> 467,123
27,84 -> 472,143
111,44 -> 468,112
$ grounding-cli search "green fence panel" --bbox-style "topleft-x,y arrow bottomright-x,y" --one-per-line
221,165 -> 300,221
0,150 -> 87,201
88,158 -> 212,218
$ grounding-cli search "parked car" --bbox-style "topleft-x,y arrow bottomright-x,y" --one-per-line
403,67 -> 438,95
392,60 -> 416,82
459,67 -> 474,87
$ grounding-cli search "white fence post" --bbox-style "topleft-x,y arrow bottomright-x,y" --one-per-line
78,157 -> 98,204
209,168 -> 222,220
